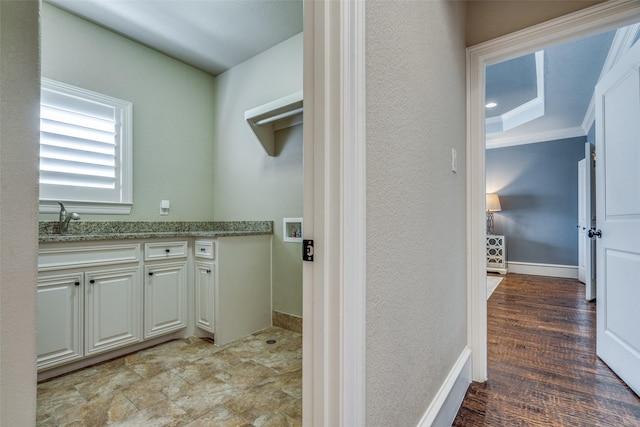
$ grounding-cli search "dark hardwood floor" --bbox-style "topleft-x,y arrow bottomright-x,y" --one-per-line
453,273 -> 640,426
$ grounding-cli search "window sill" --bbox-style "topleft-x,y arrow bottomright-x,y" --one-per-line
39,200 -> 132,215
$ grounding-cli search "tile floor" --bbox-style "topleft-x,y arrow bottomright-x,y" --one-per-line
37,327 -> 302,426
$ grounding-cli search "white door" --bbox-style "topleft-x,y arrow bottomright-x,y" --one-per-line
577,142 -> 596,300
594,39 -> 640,396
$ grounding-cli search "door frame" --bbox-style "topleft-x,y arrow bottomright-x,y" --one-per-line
303,1 -> 367,425
467,0 -> 640,381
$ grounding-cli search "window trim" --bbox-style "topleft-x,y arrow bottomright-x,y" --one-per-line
39,78 -> 133,215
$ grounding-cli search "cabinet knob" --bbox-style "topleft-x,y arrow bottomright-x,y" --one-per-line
206,269 -> 211,273
74,281 -> 80,286
89,279 -> 95,284
165,249 -> 170,253
148,272 -> 154,276
200,248 -> 206,252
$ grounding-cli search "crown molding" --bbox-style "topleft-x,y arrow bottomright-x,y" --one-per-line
486,126 -> 586,149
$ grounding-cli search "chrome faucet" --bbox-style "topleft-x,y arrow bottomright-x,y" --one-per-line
58,202 -> 80,235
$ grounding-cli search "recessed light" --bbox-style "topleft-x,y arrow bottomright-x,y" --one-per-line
485,102 -> 497,108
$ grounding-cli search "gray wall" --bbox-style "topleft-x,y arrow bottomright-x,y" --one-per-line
211,33 -> 303,318
41,4 -> 217,221
365,1 -> 467,425
486,136 -> 587,266
466,1 -> 605,46
0,1 -> 39,424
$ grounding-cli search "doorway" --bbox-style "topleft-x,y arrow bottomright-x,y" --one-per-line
467,1 -> 640,382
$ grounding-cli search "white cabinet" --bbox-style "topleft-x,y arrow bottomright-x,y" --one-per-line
37,244 -> 143,371
194,261 -> 215,333
193,236 -> 272,346
143,240 -> 188,338
215,235 -> 271,346
194,239 -> 215,333
37,234 -> 272,374
37,273 -> 83,370
85,266 -> 142,356
144,261 -> 187,338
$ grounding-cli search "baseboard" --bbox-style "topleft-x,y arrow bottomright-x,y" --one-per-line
507,261 -> 578,279
416,346 -> 471,427
272,310 -> 302,334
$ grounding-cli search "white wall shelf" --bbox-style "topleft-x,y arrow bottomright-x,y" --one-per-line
245,91 -> 303,156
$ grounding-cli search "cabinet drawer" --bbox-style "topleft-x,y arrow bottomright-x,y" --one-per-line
195,240 -> 215,259
144,241 -> 188,261
38,244 -> 140,271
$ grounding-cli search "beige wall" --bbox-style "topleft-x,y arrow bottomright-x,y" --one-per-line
365,1 -> 467,424
0,1 -> 39,424
466,0 -> 606,46
41,4 -> 217,221
212,33 -> 303,317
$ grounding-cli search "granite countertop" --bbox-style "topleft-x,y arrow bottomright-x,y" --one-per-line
39,221 -> 273,243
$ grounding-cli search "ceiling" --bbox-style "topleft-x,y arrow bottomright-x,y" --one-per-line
46,0 -> 304,76
44,1 -> 638,149
485,23 -> 640,148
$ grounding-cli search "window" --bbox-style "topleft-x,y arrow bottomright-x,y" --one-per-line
39,78 -> 132,214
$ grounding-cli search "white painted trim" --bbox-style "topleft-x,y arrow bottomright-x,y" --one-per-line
507,261 -> 579,279
303,0 -> 365,425
582,96 -> 596,135
468,0 -> 640,384
340,0 -> 367,425
302,1 -> 321,425
582,23 -> 640,133
416,347 -> 472,427
598,23 -> 640,81
500,95 -> 544,132
467,40 -> 488,382
486,125 -> 586,149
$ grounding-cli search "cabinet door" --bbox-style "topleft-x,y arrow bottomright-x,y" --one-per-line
195,261 -> 215,333
85,266 -> 142,356
144,261 -> 187,338
37,273 -> 83,370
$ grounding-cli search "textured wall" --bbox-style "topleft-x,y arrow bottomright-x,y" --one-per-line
211,33 -> 303,317
41,4 -> 217,221
486,137 -> 587,265
0,1 -> 39,424
365,1 -> 467,425
466,0 -> 606,46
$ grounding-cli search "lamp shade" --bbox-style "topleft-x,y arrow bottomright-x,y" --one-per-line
486,193 -> 502,212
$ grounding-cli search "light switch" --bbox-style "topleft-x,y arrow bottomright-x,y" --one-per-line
451,148 -> 458,173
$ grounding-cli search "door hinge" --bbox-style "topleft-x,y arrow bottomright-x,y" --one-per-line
303,239 -> 314,262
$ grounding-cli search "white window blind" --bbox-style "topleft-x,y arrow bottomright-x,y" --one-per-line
40,79 -> 132,214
